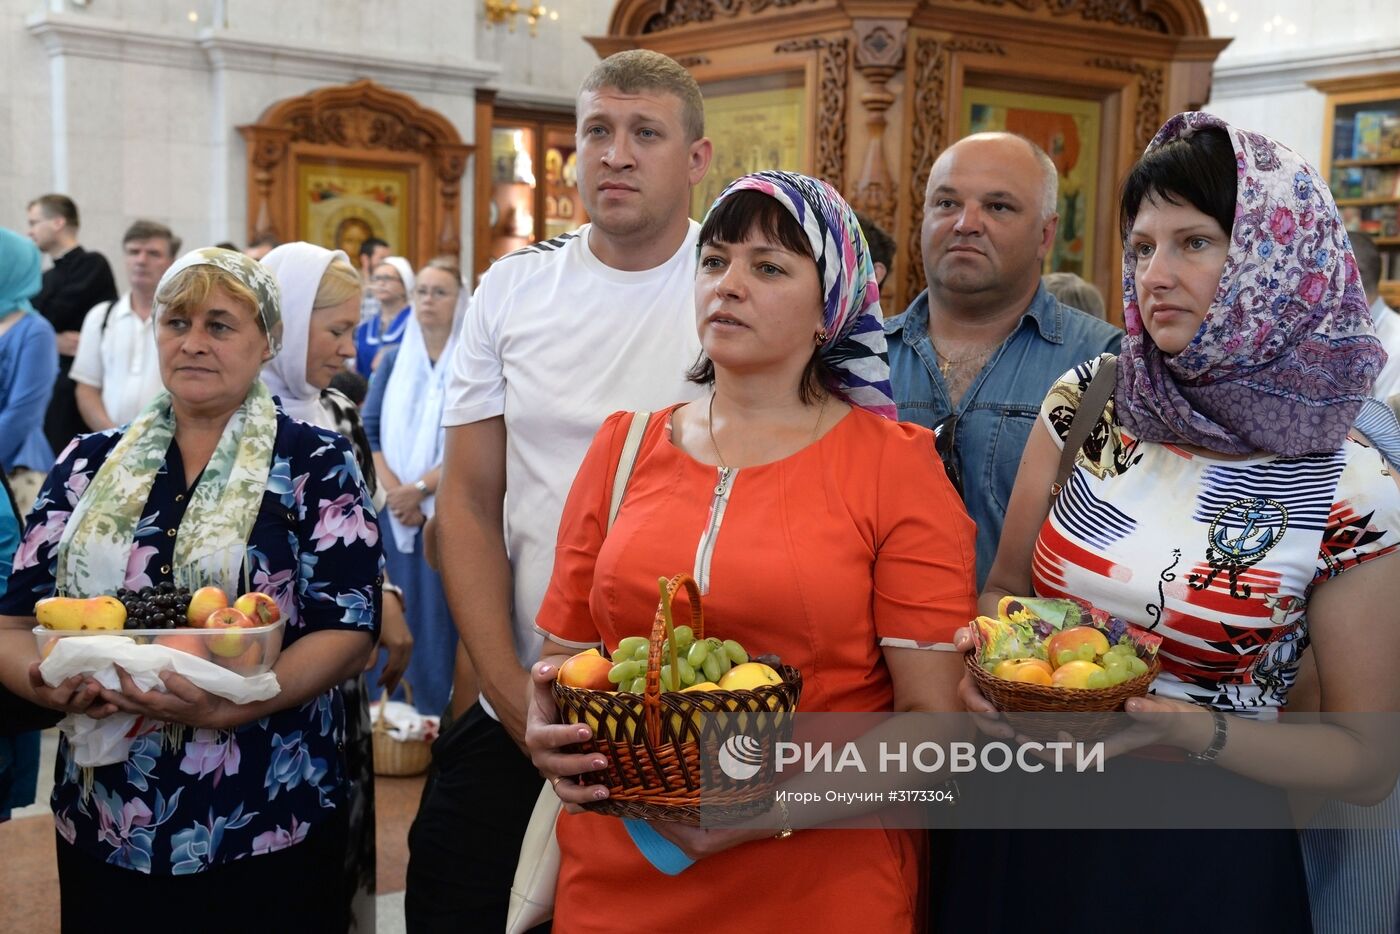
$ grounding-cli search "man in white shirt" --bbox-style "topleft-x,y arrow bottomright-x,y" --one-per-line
1353,232 -> 1400,402
404,49 -> 712,931
70,220 -> 179,430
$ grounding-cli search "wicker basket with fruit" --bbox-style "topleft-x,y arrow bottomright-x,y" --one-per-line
551,573 -> 802,824
966,596 -> 1162,741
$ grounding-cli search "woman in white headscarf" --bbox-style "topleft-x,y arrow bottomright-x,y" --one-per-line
363,258 -> 465,716
263,241 -> 414,931
354,255 -> 414,377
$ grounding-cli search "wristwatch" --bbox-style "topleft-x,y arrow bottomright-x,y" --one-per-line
1186,710 -> 1229,765
413,479 -> 429,496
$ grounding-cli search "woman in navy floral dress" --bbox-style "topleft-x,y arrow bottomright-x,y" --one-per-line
0,248 -> 382,931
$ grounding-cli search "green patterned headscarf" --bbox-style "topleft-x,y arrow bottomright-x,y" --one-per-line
54,249 -> 283,597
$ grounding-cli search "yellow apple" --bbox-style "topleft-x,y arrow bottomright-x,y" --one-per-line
717,662 -> 783,691
1051,660 -> 1107,689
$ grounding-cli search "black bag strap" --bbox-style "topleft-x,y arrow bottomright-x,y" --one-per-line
98,299 -> 117,336
1050,355 -> 1117,499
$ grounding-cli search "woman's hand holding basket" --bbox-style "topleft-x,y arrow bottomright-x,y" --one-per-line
525,657 -> 610,811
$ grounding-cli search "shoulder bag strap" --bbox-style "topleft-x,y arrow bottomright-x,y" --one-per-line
506,410 -> 650,934
1050,355 -> 1117,499
607,411 -> 651,533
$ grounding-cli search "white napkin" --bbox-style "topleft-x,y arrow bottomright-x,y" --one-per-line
371,698 -> 439,742
39,635 -> 281,767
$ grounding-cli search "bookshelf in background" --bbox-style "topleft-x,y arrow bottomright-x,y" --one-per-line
1314,72 -> 1400,308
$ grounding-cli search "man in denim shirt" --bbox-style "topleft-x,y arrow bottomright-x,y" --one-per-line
886,133 -> 1120,586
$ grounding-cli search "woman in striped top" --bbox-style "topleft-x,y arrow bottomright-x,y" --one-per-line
952,113 -> 1400,931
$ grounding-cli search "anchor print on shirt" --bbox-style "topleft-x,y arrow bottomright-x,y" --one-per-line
1189,497 -> 1289,599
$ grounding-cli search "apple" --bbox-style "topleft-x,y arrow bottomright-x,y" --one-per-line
234,591 -> 280,626
220,640 -> 265,675
1051,659 -> 1107,689
233,591 -> 279,626
154,632 -> 212,661
717,662 -> 783,691
186,586 -> 229,627
206,607 -> 256,657
993,658 -> 1054,685
1045,626 -> 1110,668
557,648 -> 614,691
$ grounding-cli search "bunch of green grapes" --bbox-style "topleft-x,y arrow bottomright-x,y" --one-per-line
1053,641 -> 1101,668
1084,642 -> 1150,689
606,627 -> 750,692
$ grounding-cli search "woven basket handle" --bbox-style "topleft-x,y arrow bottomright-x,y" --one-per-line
374,679 -> 413,729
642,574 -> 704,745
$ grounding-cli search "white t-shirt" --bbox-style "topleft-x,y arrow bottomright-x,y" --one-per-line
1370,295 -> 1400,402
69,294 -> 165,427
443,222 -> 704,717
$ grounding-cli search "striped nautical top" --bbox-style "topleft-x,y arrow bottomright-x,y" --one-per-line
1032,357 -> 1400,715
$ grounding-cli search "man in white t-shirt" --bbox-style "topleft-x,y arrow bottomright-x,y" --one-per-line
70,220 -> 179,430
1353,232 -> 1400,402
404,50 -> 712,930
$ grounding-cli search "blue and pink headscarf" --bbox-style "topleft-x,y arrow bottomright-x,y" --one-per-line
701,170 -> 897,419
1115,112 -> 1384,456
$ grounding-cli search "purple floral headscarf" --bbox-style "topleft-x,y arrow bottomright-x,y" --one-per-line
702,170 -> 897,419
1114,112 -> 1383,456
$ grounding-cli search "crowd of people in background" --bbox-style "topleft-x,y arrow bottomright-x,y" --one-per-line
1,43 -> 1400,934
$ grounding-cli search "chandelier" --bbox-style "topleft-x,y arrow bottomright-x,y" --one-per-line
483,1 -> 558,36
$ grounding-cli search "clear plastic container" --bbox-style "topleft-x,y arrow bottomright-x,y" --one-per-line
34,619 -> 284,676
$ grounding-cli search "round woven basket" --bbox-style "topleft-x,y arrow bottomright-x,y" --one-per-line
552,574 -> 802,824
371,681 -> 432,777
965,652 -> 1161,742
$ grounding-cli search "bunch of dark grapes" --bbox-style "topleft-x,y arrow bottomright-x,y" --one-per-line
116,582 -> 191,630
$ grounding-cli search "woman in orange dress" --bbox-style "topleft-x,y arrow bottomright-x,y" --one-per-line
524,171 -> 977,933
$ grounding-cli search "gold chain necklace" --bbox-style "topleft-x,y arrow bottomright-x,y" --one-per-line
929,337 -> 994,378
708,390 -> 830,475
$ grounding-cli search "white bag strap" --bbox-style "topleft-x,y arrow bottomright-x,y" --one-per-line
607,411 -> 650,532
506,410 -> 651,934
505,783 -> 563,934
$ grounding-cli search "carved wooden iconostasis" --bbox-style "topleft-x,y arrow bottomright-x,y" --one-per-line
595,0 -> 1229,321
238,81 -> 473,268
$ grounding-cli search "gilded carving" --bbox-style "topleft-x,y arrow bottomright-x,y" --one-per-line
901,38 -> 1008,298
239,80 -> 470,260
1086,57 -> 1166,150
775,37 -> 851,192
644,0 -> 820,32
905,37 -> 945,302
959,0 -> 1167,33
287,107 -> 434,152
850,21 -> 908,233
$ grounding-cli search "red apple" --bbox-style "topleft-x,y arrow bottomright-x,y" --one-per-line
556,649 -> 613,691
1045,626 -> 1110,667
186,586 -> 229,627
234,591 -> 280,626
206,607 -> 256,657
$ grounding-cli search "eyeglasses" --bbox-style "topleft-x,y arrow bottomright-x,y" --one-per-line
933,412 -> 964,500
370,274 -> 403,285
413,286 -> 456,300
